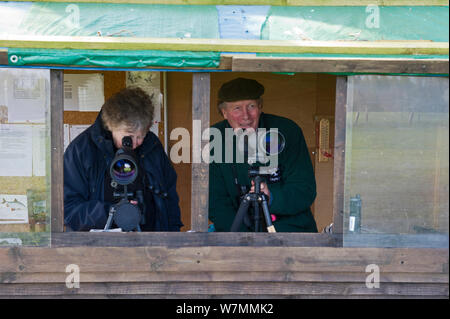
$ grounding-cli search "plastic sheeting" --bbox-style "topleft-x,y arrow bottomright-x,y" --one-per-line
261,6 -> 449,42
8,48 -> 221,68
1,2 -> 447,42
0,2 -> 448,69
2,2 -> 219,38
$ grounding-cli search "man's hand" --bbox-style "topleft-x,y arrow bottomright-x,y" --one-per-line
250,180 -> 270,201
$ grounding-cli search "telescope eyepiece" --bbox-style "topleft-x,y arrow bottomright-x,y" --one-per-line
122,136 -> 133,149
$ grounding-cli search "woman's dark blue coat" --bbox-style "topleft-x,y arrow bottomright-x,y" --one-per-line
64,114 -> 183,231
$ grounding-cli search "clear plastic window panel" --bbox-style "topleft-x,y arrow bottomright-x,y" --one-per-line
0,68 -> 51,247
343,75 -> 449,248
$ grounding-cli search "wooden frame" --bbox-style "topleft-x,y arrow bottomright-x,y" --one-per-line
332,77 -> 347,237
191,73 -> 210,232
50,70 -> 65,233
50,232 -> 339,247
46,69 -> 344,247
232,57 -> 450,75
44,67 -> 447,246
1,36 -> 448,56
0,49 -> 7,65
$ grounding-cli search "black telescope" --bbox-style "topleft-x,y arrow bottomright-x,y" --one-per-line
104,136 -> 145,232
109,136 -> 138,186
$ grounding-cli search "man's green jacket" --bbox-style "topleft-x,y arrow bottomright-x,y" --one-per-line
208,113 -> 318,232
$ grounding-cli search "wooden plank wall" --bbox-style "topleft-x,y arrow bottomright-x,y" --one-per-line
0,246 -> 447,298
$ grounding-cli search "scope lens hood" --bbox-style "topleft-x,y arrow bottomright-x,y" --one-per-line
110,151 -> 138,185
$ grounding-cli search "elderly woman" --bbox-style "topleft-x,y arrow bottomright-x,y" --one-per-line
64,87 -> 183,231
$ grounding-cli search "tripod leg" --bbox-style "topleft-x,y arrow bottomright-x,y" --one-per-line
104,207 -> 115,231
253,200 -> 261,232
230,197 -> 251,232
261,197 -> 276,233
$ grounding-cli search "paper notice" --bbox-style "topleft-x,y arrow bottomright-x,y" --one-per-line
69,124 -> 90,142
0,124 -> 33,176
64,74 -> 105,112
0,68 -> 49,123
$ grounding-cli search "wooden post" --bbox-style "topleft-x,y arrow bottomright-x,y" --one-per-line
332,76 -> 348,241
191,73 -> 210,232
50,69 -> 64,233
0,49 -> 8,65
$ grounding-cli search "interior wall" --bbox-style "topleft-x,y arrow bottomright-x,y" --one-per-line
63,70 -> 126,125
166,72 -> 193,231
167,72 -> 336,232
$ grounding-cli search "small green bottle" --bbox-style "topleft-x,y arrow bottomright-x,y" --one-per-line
349,194 -> 362,233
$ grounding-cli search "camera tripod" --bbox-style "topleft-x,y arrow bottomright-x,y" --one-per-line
230,175 -> 276,233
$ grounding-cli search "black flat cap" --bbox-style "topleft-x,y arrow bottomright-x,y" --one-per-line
218,78 -> 264,102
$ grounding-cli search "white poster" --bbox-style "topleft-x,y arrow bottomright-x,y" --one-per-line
64,73 -> 105,111
0,124 -> 33,176
0,68 -> 49,123
69,124 -> 90,142
0,194 -> 28,224
64,124 -> 90,152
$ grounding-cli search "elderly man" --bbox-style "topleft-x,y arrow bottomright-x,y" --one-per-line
208,77 -> 318,232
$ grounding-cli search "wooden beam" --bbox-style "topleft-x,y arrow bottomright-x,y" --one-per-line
332,76 -> 347,238
3,270 -> 448,285
50,232 -> 340,247
0,49 -> 8,65
0,281 -> 448,297
48,232 -> 448,248
232,57 -> 450,75
50,70 -> 64,233
6,0 -> 449,6
191,73 -> 210,232
1,246 -> 447,273
1,35 -> 448,56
